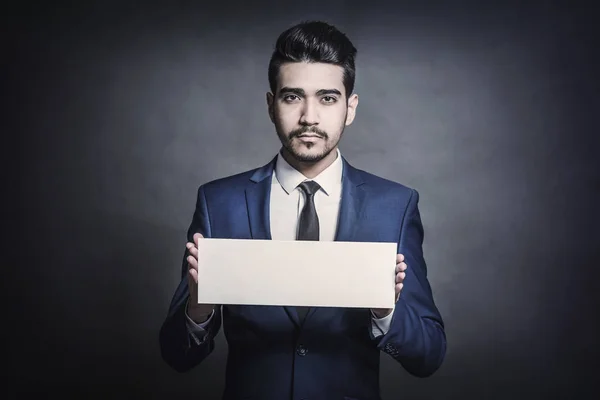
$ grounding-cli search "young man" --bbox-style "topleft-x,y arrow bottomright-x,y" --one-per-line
159,21 -> 446,400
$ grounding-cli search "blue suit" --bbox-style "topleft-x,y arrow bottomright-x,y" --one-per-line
159,155 -> 446,400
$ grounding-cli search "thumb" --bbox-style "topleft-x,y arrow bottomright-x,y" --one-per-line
193,232 -> 204,245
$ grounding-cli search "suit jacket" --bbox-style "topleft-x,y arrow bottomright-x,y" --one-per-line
159,155 -> 446,400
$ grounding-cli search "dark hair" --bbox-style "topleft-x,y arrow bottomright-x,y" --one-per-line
268,21 -> 357,98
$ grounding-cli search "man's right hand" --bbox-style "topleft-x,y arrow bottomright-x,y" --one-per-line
186,233 -> 215,323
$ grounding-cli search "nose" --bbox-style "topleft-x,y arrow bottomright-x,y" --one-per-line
299,99 -> 319,125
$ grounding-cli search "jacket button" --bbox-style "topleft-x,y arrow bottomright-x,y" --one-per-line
296,344 -> 308,356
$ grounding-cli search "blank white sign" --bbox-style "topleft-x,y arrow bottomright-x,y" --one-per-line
195,238 -> 397,309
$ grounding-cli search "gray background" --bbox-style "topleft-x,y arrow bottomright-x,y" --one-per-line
7,0 -> 600,399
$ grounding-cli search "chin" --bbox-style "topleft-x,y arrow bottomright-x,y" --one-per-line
295,155 -> 326,163
291,147 -> 330,163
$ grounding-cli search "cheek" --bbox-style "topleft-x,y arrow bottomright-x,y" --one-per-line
331,109 -> 349,130
275,108 -> 299,128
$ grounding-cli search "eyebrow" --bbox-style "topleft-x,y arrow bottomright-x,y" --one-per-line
279,87 -> 342,97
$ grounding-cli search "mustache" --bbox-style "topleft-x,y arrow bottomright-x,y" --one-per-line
289,126 -> 328,139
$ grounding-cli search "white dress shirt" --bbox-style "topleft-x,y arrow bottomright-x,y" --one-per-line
186,148 -> 394,344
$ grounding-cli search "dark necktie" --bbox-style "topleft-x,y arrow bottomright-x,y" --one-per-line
295,180 -> 321,322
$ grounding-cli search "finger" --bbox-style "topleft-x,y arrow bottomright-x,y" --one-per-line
396,271 -> 406,283
395,282 -> 403,293
193,233 -> 204,245
396,254 -> 405,263
188,267 -> 198,284
186,242 -> 199,258
187,255 -> 198,271
395,262 -> 407,273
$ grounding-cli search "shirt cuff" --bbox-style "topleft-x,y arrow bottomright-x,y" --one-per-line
370,306 -> 394,337
185,299 -> 214,345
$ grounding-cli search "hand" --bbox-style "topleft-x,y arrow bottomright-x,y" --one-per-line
186,233 -> 215,323
371,253 -> 407,319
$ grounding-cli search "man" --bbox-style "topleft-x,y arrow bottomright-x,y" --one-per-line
159,20 -> 446,400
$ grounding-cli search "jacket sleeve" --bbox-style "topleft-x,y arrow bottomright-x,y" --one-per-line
373,189 -> 447,377
159,184 -> 223,372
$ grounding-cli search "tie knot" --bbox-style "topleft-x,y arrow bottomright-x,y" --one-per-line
298,180 -> 321,196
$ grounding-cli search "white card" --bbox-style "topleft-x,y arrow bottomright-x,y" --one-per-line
195,238 -> 397,308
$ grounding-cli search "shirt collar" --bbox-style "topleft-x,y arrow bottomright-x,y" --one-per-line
274,148 -> 343,196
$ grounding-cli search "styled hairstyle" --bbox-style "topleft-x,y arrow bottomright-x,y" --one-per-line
268,21 -> 357,98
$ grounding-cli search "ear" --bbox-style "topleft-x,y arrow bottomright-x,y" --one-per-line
345,93 -> 359,126
266,92 -> 275,123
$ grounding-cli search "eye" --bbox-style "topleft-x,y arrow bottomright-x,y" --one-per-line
283,94 -> 300,102
322,96 -> 337,104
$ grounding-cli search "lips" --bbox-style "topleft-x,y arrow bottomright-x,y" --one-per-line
297,135 -> 322,139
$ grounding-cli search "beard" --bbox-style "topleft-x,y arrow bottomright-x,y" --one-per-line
276,121 -> 345,163
277,126 -> 335,162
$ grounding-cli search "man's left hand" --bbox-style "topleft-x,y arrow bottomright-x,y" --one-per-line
371,253 -> 407,319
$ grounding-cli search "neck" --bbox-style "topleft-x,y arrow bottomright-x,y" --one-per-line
280,147 -> 338,179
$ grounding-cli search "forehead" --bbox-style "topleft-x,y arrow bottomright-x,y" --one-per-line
278,62 -> 345,94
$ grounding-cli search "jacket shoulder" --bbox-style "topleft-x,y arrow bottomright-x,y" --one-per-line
202,168 -> 257,190
355,167 -> 416,197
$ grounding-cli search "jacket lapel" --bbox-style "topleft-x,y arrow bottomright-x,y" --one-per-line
245,156 -> 276,241
334,157 -> 367,243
